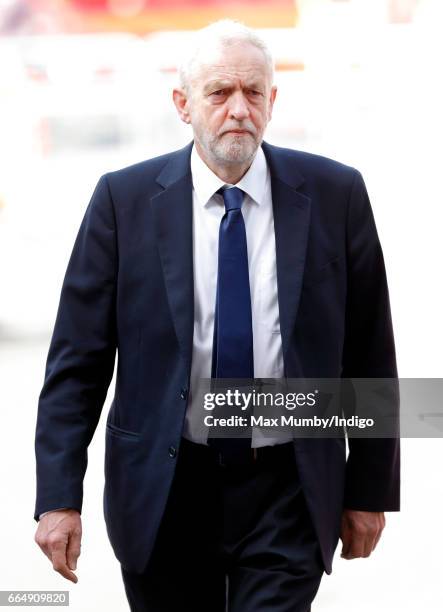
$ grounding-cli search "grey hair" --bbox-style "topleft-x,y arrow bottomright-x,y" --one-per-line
178,19 -> 275,92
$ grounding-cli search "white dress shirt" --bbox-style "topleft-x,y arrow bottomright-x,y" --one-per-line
184,144 -> 291,447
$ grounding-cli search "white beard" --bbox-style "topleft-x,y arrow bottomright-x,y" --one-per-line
193,121 -> 261,166
210,132 -> 258,164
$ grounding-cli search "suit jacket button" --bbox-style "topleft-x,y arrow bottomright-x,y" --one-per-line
168,446 -> 177,458
180,388 -> 188,400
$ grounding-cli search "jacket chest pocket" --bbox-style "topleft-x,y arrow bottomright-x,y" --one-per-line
303,256 -> 342,287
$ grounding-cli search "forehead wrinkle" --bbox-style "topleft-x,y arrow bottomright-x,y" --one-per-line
199,66 -> 269,91
205,73 -> 264,85
200,62 -> 266,77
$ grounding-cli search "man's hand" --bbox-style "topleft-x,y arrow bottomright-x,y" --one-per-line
34,509 -> 82,583
340,509 -> 385,560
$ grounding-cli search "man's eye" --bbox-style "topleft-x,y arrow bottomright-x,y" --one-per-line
248,90 -> 262,96
211,90 -> 226,96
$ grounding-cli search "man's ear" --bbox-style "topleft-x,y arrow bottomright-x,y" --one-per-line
173,88 -> 191,124
267,85 -> 277,122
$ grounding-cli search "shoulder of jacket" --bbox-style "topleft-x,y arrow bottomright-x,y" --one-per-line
264,142 -> 360,182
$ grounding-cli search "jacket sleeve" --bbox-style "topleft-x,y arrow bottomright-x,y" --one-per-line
34,175 -> 117,521
341,170 -> 400,512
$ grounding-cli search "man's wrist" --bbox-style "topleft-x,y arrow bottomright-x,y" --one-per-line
38,507 -> 70,520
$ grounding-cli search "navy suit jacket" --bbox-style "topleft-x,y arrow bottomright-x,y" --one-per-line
34,141 -> 400,574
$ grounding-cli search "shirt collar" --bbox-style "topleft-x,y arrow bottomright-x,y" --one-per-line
191,143 -> 268,208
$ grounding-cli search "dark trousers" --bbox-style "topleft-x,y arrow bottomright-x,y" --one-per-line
121,438 -> 324,611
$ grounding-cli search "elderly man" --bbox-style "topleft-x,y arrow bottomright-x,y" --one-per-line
34,20 -> 400,612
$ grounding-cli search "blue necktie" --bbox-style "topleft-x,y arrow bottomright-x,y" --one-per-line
209,186 -> 254,458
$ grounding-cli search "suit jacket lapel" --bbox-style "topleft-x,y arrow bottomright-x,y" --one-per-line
262,142 -> 311,365
149,140 -> 311,375
150,143 -> 194,372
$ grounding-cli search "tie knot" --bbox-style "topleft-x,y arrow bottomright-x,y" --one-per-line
219,186 -> 244,212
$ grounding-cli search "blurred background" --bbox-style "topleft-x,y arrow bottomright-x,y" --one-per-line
0,1 -> 442,610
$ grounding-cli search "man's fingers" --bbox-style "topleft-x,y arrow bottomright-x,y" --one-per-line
66,530 -> 82,571
359,521 -> 379,557
340,523 -> 352,558
51,540 -> 78,583
343,529 -> 365,560
35,536 -> 52,563
362,532 -> 377,557
341,518 -> 368,559
340,540 -> 350,558
340,515 -> 365,559
372,516 -> 385,551
340,510 -> 386,560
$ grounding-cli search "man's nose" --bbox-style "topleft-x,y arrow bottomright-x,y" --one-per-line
228,91 -> 250,121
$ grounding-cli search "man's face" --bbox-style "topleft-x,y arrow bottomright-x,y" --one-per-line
180,42 -> 277,167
